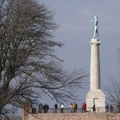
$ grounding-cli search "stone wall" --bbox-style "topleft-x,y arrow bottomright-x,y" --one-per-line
27,113 -> 120,120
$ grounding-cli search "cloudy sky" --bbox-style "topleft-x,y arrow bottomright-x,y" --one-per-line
39,0 -> 120,106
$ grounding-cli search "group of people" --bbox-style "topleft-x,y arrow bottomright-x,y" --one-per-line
38,103 -> 115,113
81,103 -> 96,113
105,104 -> 114,112
39,103 -> 49,113
55,102 -> 95,113
54,103 -> 64,113
55,102 -> 79,113
70,102 -> 77,113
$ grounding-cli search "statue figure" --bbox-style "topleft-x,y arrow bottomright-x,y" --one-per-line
91,16 -> 99,39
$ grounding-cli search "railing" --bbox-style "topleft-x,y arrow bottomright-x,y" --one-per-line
33,108 -> 81,114
32,107 -> 120,114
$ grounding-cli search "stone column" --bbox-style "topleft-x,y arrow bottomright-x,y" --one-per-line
90,39 -> 101,90
86,38 -> 105,112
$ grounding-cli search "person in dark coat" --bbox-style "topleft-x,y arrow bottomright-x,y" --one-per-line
92,104 -> 96,113
39,103 -> 43,113
110,105 -> 113,113
43,104 -> 49,113
105,104 -> 109,112
54,104 -> 58,113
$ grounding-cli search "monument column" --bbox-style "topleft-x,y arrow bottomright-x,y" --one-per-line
90,39 -> 101,90
86,16 -> 105,112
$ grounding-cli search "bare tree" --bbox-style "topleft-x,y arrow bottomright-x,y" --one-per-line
107,76 -> 120,112
0,0 -> 87,117
107,49 -> 120,113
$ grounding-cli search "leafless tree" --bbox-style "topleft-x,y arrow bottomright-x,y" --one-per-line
107,49 -> 120,113
0,0 -> 87,117
107,76 -> 120,112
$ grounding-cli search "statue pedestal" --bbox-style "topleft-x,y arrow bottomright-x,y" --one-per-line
86,89 -> 105,112
86,38 -> 105,112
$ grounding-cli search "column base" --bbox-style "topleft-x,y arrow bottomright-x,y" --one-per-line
86,89 -> 105,112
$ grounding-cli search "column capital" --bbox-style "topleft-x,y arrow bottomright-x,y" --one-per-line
90,39 -> 101,45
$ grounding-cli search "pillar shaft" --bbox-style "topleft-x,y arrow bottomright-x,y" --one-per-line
90,39 -> 101,90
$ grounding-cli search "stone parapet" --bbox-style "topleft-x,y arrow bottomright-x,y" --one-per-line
27,113 -> 120,120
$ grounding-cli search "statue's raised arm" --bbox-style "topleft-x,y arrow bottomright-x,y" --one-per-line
91,16 -> 99,39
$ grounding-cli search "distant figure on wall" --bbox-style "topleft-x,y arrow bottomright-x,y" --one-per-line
110,105 -> 113,113
39,103 -> 43,113
72,102 -> 77,113
82,103 -> 87,112
70,103 -> 73,112
54,104 -> 58,113
105,104 -> 109,112
92,104 -> 96,113
60,103 -> 64,113
43,104 -> 49,113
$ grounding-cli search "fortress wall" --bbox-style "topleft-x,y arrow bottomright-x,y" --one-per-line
27,113 -> 120,120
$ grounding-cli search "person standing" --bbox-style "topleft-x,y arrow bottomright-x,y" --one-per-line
83,103 -> 87,112
60,103 -> 64,113
43,103 -> 49,113
81,103 -> 84,112
39,103 -> 43,113
92,104 -> 96,113
70,103 -> 73,113
54,104 -> 58,113
110,105 -> 113,113
105,104 -> 109,112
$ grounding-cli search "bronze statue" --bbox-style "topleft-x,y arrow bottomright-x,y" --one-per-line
91,16 -> 99,39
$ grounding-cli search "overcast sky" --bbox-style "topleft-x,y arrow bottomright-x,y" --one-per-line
39,0 -> 120,106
